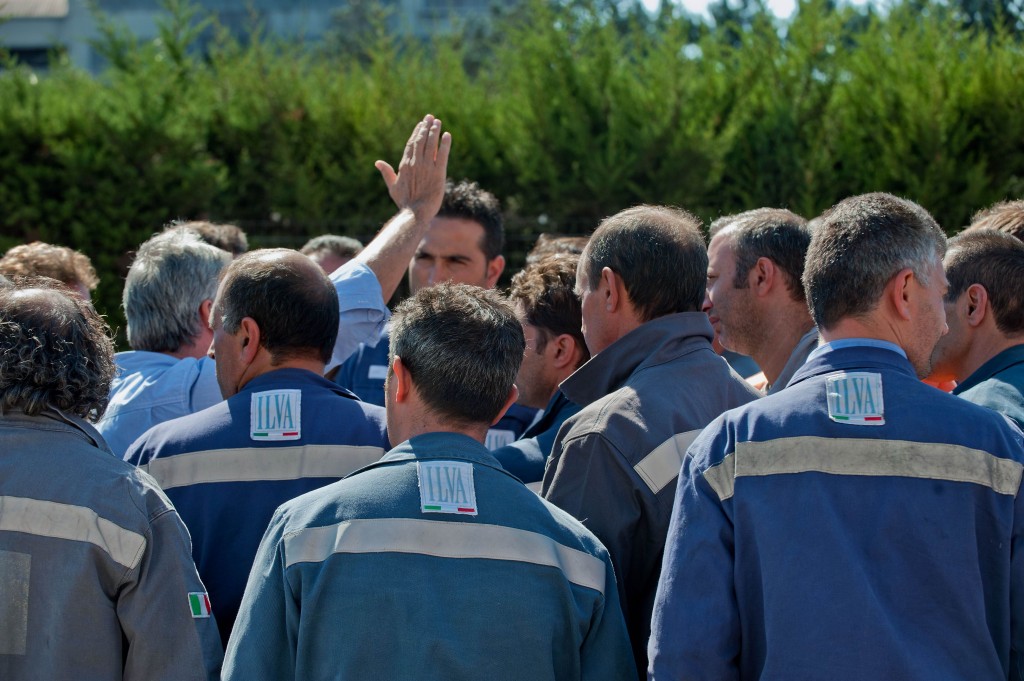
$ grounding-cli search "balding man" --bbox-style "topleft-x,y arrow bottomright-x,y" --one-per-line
650,193 -> 1024,680
542,205 -> 761,677
704,208 -> 816,393
126,249 -> 390,646
929,229 -> 1024,427
0,279 -> 222,680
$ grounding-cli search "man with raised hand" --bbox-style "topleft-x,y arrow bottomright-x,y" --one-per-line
650,193 -> 1024,680
0,278 -> 222,680
224,284 -> 634,681
703,208 -> 816,394
541,205 -> 761,678
98,115 -> 451,458
336,179 -> 542,448
929,228 -> 1024,427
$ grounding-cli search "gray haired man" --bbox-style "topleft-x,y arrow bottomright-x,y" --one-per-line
0,278 -> 223,680
650,193 -> 1024,680
98,114 -> 454,457
703,208 -> 817,393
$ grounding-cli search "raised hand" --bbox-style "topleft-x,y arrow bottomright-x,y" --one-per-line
376,114 -> 452,225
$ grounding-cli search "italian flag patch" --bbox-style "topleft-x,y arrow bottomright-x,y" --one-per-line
189,592 -> 212,618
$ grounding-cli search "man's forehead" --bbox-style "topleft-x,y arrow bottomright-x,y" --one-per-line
422,217 -> 488,256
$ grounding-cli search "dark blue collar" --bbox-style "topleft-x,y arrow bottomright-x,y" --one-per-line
790,344 -> 917,387
239,368 -> 360,401
954,344 -> 1024,395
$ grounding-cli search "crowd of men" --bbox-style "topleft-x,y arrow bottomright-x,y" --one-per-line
1,114 -> 1022,680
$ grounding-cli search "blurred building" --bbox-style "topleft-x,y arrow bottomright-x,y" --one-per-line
0,0 -> 505,73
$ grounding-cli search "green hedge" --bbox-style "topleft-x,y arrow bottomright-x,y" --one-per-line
2,0 -> 1022,345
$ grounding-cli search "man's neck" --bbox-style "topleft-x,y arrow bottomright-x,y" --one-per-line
751,313 -> 815,386
237,357 -> 327,391
957,334 -> 1024,383
164,345 -> 207,360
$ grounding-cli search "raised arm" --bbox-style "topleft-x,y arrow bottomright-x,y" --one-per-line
353,114 -> 452,302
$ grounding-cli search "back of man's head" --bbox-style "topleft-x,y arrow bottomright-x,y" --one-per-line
437,180 -> 504,261
803,193 -> 946,330
583,205 -> 706,321
165,220 -> 249,257
710,208 -> 811,302
526,234 -> 590,265
390,283 -> 525,428
945,229 -> 1024,336
300,234 -> 364,260
217,249 -> 340,365
0,242 -> 99,298
0,278 -> 115,420
510,254 -> 589,367
124,230 -> 231,353
963,200 -> 1024,242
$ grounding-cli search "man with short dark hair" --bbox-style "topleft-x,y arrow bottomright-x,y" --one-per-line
650,193 -> 1024,680
929,229 -> 1024,426
704,208 -> 817,393
337,178 -> 539,448
99,115 -> 452,457
492,254 -> 589,484
0,279 -> 222,680
0,240 -> 99,301
223,283 -> 634,680
126,249 -> 389,645
300,234 -> 364,273
541,205 -> 761,677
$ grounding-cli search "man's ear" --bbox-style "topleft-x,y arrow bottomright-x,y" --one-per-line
964,283 -> 989,328
199,299 -> 214,329
485,255 -> 506,289
238,317 -> 262,365
601,267 -> 623,313
888,268 -> 916,321
548,333 -> 580,370
490,385 -> 519,427
390,356 -> 412,404
751,257 -> 776,296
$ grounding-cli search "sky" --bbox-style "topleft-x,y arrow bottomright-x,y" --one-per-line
641,0 -> 876,20
640,0 -> 798,21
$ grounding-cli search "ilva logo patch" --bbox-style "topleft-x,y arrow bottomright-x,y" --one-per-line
417,461 -> 478,515
250,389 -> 301,441
825,371 -> 885,426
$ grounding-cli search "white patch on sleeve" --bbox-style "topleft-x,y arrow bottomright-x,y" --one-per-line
368,365 -> 389,380
0,550 -> 30,655
417,461 -> 478,515
826,372 -> 885,425
250,389 -> 302,441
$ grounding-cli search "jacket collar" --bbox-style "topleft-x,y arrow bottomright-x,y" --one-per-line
559,311 -> 714,407
358,432 -> 516,480
953,343 -> 1024,395
789,343 -> 917,387
239,368 -> 360,401
1,407 -> 114,454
